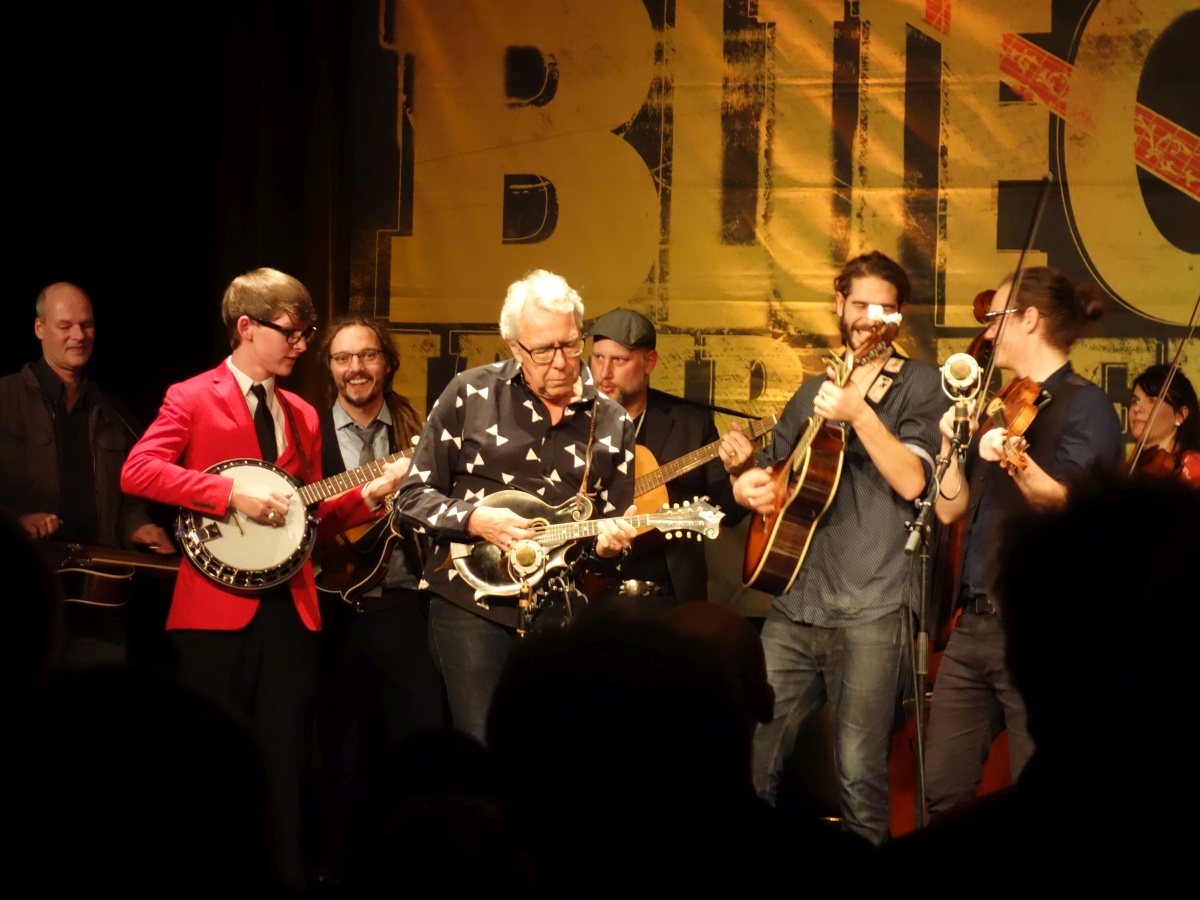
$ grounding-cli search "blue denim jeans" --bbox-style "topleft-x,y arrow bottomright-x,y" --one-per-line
751,606 -> 908,845
924,608 -> 1034,816
428,596 -> 519,744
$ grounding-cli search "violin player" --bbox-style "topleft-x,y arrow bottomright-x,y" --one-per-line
927,266 -> 1122,816
1126,364 -> 1200,484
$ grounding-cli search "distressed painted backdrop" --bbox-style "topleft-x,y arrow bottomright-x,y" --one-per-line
346,0 -> 1197,449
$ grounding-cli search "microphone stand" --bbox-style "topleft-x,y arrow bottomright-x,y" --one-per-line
903,423 -> 968,831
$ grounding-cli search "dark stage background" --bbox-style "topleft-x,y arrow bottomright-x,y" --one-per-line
10,0 -> 353,426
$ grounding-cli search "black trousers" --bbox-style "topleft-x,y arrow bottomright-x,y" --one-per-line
171,588 -> 319,889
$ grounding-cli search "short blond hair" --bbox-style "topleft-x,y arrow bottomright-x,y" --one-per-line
221,268 -> 316,348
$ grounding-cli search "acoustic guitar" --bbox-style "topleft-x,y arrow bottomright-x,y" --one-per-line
742,320 -> 899,595
46,542 -> 180,607
631,412 -> 780,514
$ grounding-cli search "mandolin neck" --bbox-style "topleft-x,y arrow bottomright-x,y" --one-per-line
533,510 -> 687,544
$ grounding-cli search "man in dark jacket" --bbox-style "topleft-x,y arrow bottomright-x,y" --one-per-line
0,282 -> 173,664
588,308 -> 748,609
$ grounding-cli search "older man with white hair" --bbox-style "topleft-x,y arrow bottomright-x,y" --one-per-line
395,269 -> 637,741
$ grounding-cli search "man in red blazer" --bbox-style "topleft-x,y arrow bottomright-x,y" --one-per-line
121,267 -> 407,888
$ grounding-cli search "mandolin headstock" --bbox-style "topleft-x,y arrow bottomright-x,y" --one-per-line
647,497 -> 725,541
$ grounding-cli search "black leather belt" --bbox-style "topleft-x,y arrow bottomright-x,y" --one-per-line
617,579 -> 664,598
960,590 -> 998,616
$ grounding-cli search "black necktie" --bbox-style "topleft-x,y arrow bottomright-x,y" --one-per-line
250,383 -> 277,462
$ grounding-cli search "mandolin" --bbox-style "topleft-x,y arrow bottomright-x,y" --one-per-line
450,491 -> 725,601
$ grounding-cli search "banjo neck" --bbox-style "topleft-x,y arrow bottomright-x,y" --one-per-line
295,447 -> 414,506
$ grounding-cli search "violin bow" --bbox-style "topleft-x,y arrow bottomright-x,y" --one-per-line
1126,292 -> 1200,474
976,172 -> 1056,409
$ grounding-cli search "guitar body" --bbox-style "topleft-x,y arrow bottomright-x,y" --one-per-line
450,492 -> 594,599
313,508 -> 406,603
176,459 -> 316,591
631,444 -> 671,521
46,542 -> 181,607
743,419 -> 846,595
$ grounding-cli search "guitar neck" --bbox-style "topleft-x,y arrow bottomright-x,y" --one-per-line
633,413 -> 780,496
54,543 -> 180,573
297,447 -> 415,506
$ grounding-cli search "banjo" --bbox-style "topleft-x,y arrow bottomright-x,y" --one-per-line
177,449 -> 413,590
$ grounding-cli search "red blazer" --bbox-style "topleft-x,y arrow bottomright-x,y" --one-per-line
121,362 -> 375,631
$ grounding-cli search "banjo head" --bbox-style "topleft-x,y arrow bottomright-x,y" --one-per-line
178,459 -> 316,590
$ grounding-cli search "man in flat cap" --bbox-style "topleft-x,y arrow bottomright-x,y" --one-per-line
589,309 -> 748,609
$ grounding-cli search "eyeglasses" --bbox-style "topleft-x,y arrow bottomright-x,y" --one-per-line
983,308 -> 1021,321
329,349 -> 383,366
252,316 -> 318,345
515,336 -> 586,365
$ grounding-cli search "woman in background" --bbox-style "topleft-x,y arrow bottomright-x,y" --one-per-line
1127,364 -> 1200,485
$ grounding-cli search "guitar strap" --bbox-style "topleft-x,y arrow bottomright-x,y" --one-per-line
573,396 -> 601,516
864,351 -> 903,405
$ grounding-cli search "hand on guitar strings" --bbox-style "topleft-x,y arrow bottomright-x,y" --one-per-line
467,505 -> 537,552
362,456 -> 411,506
230,481 -> 293,527
719,422 -> 756,476
814,372 -> 867,425
732,467 -> 779,517
594,505 -> 638,558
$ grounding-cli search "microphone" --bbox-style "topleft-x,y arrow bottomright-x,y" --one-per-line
941,353 -> 981,457
942,353 -> 981,399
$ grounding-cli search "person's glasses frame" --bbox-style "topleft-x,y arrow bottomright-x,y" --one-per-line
252,316 -> 318,345
516,336 -> 587,365
329,349 -> 384,366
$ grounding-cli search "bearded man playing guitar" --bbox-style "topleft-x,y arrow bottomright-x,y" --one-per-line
726,251 -> 943,845
120,268 -> 407,889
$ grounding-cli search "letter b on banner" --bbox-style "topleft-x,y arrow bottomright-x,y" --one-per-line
388,0 -> 660,323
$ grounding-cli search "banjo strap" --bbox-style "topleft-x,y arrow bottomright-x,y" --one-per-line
278,393 -> 315,484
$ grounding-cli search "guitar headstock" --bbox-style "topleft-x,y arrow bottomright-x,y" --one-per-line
649,497 -> 725,540
851,320 -> 900,368
827,319 -> 898,386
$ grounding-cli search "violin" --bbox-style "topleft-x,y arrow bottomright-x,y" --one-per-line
985,375 -> 1049,470
1131,445 -> 1179,478
1124,295 -> 1199,476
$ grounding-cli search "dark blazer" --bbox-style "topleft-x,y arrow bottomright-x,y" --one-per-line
0,362 -> 154,548
633,388 -> 747,603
